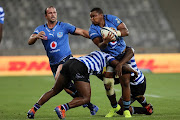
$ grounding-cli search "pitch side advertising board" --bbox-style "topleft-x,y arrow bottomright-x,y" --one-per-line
0,54 -> 180,76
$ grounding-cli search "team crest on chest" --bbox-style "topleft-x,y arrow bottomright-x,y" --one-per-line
57,32 -> 63,38
50,41 -> 57,49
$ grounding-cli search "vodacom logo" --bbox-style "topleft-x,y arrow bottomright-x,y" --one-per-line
50,41 -> 57,49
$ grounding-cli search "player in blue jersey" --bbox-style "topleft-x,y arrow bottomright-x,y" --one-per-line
27,6 -> 98,118
89,7 -> 132,117
0,6 -> 5,43
26,51 -> 138,119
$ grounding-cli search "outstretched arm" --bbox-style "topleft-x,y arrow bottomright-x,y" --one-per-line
74,28 -> 90,38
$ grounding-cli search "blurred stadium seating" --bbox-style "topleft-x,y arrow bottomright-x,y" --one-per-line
0,0 -> 179,55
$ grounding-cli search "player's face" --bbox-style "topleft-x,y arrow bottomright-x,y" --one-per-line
90,11 -> 103,25
45,7 -> 57,23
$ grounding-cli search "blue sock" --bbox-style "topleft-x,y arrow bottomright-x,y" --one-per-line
123,101 -> 131,110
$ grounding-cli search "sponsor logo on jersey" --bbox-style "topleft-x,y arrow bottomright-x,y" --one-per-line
49,33 -> 54,37
57,32 -> 63,38
50,41 -> 57,49
110,41 -> 117,45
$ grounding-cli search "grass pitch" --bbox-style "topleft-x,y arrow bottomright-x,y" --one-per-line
0,73 -> 180,120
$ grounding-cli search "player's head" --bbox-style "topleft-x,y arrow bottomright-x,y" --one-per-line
45,6 -> 57,23
90,8 -> 104,25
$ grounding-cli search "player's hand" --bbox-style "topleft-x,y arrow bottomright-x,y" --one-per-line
102,31 -> 115,43
36,31 -> 47,40
115,63 -> 123,77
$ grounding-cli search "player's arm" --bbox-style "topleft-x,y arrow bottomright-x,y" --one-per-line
73,28 -> 90,38
93,32 -> 114,50
110,47 -> 134,76
0,23 -> 3,43
28,31 -> 45,45
110,60 -> 137,77
116,22 -> 129,37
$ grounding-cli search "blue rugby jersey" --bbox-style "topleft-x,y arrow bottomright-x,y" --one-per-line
74,51 -> 116,75
33,21 -> 76,65
129,55 -> 145,85
0,6 -> 4,24
89,14 -> 126,57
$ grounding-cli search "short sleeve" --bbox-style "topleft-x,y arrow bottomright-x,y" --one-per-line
64,23 -> 76,34
106,15 -> 122,28
89,26 -> 101,40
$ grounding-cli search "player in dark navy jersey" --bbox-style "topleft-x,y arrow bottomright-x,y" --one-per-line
89,7 -> 132,118
27,6 -> 98,118
0,6 -> 5,43
26,51 -> 138,119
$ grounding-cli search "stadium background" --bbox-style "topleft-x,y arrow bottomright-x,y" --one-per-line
0,0 -> 180,55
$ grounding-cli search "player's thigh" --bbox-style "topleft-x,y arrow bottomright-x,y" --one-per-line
104,66 -> 114,78
74,81 -> 91,98
119,73 -> 131,86
55,64 -> 63,80
53,73 -> 69,94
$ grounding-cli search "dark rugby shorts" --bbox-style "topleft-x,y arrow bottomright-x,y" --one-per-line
50,54 -> 72,77
130,77 -> 146,99
60,59 -> 90,83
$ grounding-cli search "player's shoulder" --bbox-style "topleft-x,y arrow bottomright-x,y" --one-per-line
105,14 -> 119,20
91,51 -> 107,56
37,24 -> 46,28
60,21 -> 75,27
89,24 -> 99,31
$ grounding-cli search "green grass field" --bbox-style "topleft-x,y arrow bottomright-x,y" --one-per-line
0,73 -> 180,120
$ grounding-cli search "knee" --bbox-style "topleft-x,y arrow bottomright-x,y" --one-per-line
103,78 -> 115,96
83,96 -> 90,104
104,84 -> 111,91
51,88 -> 59,96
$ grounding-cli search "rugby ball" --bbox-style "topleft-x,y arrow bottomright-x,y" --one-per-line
100,27 -> 118,41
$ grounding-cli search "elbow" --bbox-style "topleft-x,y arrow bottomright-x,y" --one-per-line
126,30 -> 129,36
28,40 -> 33,45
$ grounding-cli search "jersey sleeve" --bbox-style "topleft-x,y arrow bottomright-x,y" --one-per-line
89,26 -> 101,40
103,52 -> 116,64
0,7 -> 5,24
64,23 -> 76,34
33,26 -> 42,34
106,14 -> 122,28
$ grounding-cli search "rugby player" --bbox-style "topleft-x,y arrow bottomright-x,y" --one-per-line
26,51 -> 138,119
27,6 -> 98,118
89,7 -> 132,118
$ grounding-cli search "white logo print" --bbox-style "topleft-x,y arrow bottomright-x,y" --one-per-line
75,73 -> 85,79
49,33 -> 54,37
